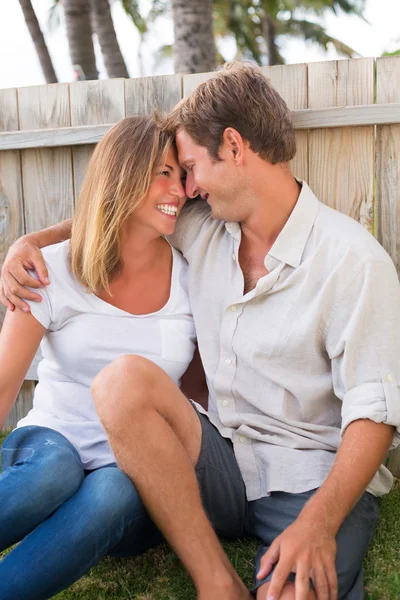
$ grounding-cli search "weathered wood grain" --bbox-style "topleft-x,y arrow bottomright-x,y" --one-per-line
308,59 -> 375,234
376,57 -> 400,277
18,83 -> 74,233
0,88 -> 24,326
126,74 -> 182,115
70,79 -> 126,200
263,64 -> 308,182
0,88 -> 34,429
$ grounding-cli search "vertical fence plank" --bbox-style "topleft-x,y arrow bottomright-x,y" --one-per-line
376,56 -> 400,478
125,74 -> 182,115
0,89 -> 34,430
13,82 -> 74,429
265,64 -> 308,182
4,382 -> 37,430
308,59 -> 375,233
0,89 -> 23,326
70,79 -> 126,199
183,72 -> 214,97
18,83 -> 74,233
376,57 -> 400,277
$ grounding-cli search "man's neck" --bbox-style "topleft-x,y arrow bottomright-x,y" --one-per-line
240,167 -> 301,250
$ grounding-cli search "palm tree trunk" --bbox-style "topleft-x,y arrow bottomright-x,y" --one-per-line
89,0 -> 129,78
19,0 -> 58,83
262,13 -> 280,66
62,0 -> 98,80
172,0 -> 217,74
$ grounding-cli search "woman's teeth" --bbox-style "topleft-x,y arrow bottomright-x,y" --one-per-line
155,204 -> 177,216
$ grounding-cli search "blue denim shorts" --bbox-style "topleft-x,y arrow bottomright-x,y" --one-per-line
194,408 -> 380,599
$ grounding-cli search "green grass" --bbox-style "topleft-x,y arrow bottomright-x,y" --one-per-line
1,429 -> 399,599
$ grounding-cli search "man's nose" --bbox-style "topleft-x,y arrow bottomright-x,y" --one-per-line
185,174 -> 199,199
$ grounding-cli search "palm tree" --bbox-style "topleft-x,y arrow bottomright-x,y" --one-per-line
62,0 -> 98,80
49,0 -> 149,79
213,0 -> 366,66
152,0 -> 366,68
89,0 -> 129,78
172,0 -> 217,73
18,0 -> 58,83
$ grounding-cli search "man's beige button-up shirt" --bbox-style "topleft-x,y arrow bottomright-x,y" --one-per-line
170,182 -> 400,501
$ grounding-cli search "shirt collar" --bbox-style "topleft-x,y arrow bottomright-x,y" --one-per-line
224,179 -> 319,268
267,180 -> 319,268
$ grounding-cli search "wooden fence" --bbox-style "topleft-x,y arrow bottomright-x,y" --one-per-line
0,57 -> 399,470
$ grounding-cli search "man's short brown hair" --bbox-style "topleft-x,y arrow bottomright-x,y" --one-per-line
166,62 -> 296,164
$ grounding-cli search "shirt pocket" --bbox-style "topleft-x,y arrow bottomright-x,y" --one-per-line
160,319 -> 196,363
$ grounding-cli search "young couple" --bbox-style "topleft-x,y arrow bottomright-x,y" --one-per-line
0,62 -> 399,600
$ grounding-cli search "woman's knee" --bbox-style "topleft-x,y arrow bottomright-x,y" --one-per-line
92,355 -> 157,425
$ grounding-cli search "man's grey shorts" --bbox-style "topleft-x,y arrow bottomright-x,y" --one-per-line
193,407 -> 380,599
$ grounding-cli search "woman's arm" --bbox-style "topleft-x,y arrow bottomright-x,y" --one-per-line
0,309 -> 46,429
0,219 -> 72,312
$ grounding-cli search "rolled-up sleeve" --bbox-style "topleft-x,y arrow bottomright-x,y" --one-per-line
325,258 -> 400,448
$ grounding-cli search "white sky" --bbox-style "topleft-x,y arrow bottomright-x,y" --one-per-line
0,0 -> 399,90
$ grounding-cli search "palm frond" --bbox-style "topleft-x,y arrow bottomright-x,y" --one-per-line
120,0 -> 148,35
148,0 -> 170,22
152,43 -> 173,68
47,0 -> 62,32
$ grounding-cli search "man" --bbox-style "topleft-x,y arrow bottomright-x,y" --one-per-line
2,62 -> 400,600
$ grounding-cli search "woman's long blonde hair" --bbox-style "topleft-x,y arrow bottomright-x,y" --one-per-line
70,116 -> 173,294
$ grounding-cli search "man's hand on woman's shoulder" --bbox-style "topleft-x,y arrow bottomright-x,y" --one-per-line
0,234 -> 49,312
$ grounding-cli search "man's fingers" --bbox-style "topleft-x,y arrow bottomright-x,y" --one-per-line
266,560 -> 292,600
4,262 -> 43,290
294,560 -> 311,600
3,272 -> 43,303
0,282 -> 15,311
310,561 -> 329,600
324,557 -> 338,600
257,544 -> 280,580
30,250 -> 50,285
2,281 -> 32,312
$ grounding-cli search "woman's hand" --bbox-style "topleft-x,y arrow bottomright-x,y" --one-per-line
0,235 -> 49,312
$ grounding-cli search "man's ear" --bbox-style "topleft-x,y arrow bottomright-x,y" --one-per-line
222,127 -> 246,164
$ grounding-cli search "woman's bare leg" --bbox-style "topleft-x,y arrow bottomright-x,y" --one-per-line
92,355 -> 251,599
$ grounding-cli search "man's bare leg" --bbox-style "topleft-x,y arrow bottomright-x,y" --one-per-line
92,355 -> 251,600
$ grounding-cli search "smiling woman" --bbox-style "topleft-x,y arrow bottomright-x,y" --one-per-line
0,115 -> 200,599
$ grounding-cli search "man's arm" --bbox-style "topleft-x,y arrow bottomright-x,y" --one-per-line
259,258 -> 400,600
258,418 -> 393,600
0,219 -> 72,312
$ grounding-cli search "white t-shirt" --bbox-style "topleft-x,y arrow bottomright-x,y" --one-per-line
17,240 -> 196,469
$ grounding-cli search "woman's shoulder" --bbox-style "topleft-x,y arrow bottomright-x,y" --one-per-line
41,241 -> 73,278
40,240 -> 78,295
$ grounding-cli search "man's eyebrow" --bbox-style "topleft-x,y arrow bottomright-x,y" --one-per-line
165,164 -> 173,170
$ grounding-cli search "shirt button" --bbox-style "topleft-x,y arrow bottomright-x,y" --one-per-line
232,253 -> 236,261
225,358 -> 232,366
231,305 -> 238,312
222,400 -> 229,407
385,373 -> 393,383
239,435 -> 246,443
